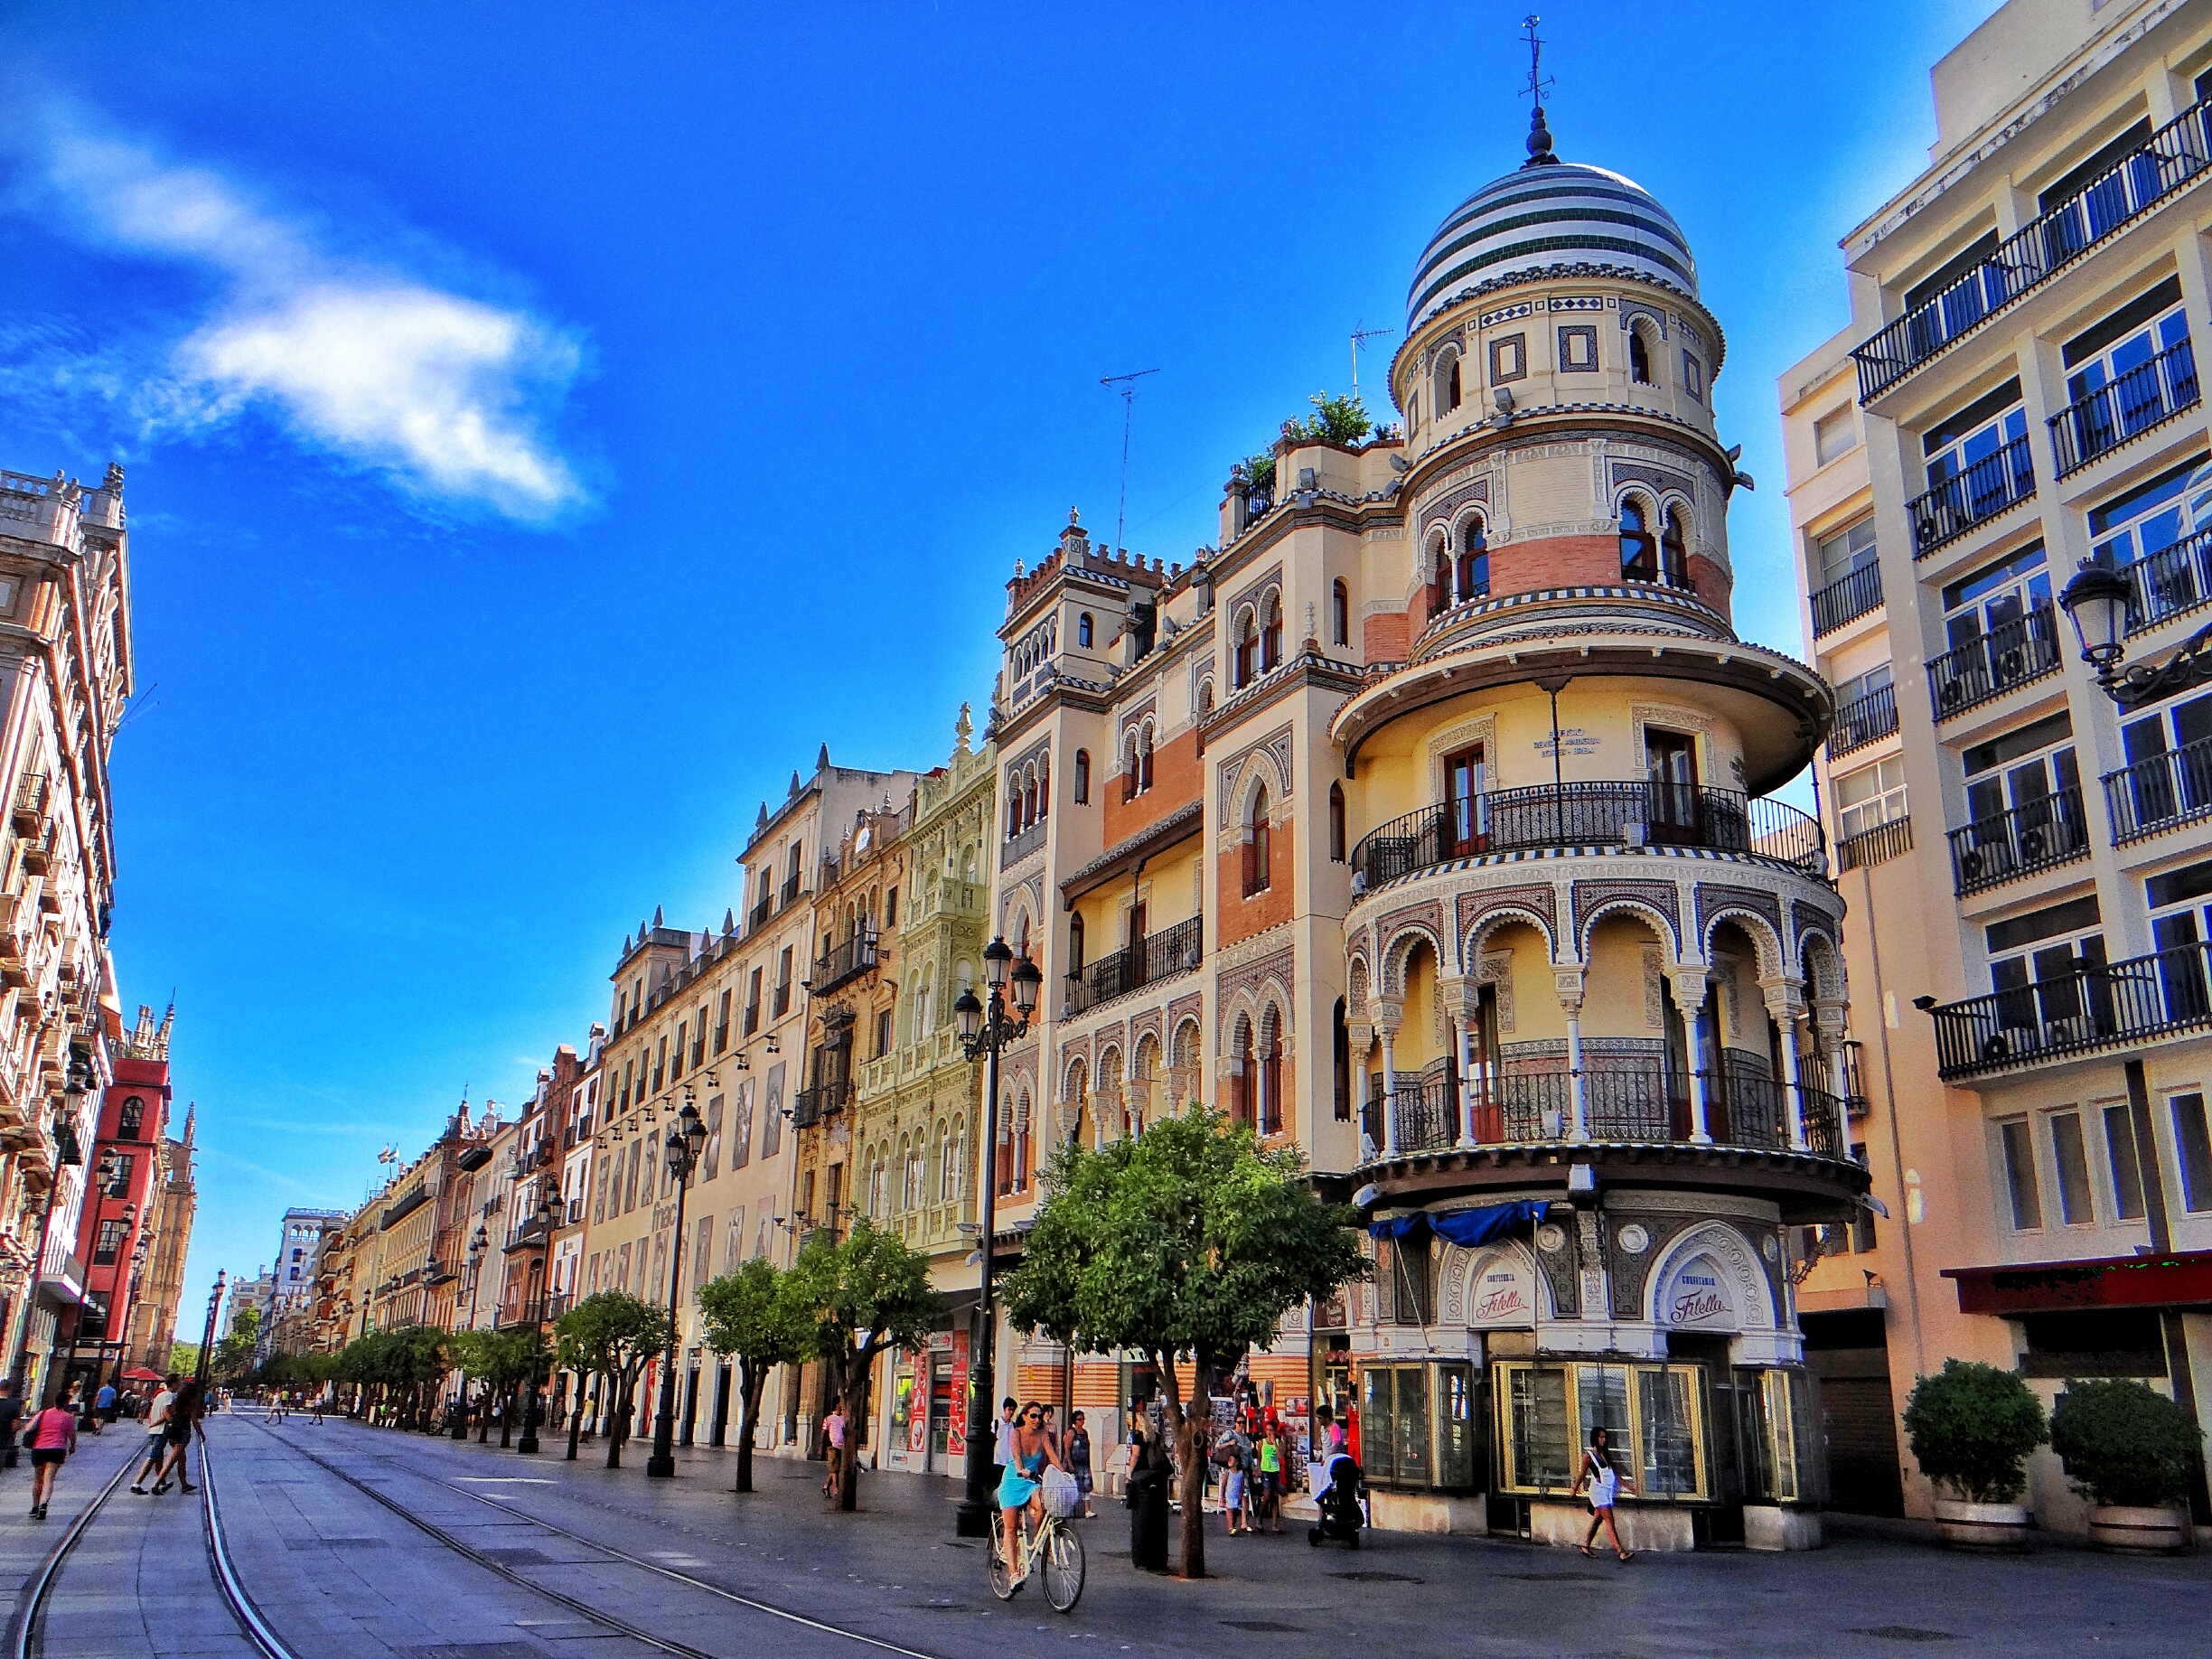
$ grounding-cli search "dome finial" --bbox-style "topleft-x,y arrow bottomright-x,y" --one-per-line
1520,14 -> 1559,167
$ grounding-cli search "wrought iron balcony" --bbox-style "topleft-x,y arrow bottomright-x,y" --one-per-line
743,1000 -> 761,1037
1926,605 -> 2060,720
1946,786 -> 2089,894
1930,939 -> 2212,1079
808,931 -> 878,994
1370,1054 -> 1842,1160
771,981 -> 792,1019
1062,914 -> 1202,1017
1349,782 -> 1824,893
792,1079 -> 848,1129
1836,815 -> 1914,873
1907,436 -> 2035,557
1810,561 -> 1884,637
748,893 -> 772,932
496,1292 -> 571,1330
780,872 -> 802,907
2050,339 -> 2198,475
1829,682 -> 1898,758
2121,528 -> 2212,635
2103,735 -> 2212,843
1852,96 -> 2212,400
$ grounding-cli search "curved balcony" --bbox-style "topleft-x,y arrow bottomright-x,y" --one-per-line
1349,782 -> 1824,895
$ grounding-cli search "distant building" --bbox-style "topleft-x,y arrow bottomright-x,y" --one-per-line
126,1100 -> 196,1373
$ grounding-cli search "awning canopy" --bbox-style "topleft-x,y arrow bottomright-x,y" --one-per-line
1944,1249 -> 2212,1316
122,1367 -> 165,1382
1368,1199 -> 1551,1248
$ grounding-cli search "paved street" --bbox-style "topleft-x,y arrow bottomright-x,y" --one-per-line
11,1411 -> 2197,1659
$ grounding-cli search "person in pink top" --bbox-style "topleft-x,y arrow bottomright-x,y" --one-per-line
24,1385 -> 79,1520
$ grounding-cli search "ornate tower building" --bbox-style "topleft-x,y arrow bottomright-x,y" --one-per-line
981,100 -> 1867,1552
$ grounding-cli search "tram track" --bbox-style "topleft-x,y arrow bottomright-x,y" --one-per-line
245,1418 -> 946,1659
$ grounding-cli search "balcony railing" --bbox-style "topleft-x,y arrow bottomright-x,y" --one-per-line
771,981 -> 792,1019
1946,786 -> 2089,894
2121,528 -> 2212,635
1852,96 -> 2212,399
792,1079 -> 848,1129
749,893 -> 772,932
1836,815 -> 1914,873
1375,1054 -> 1842,1159
1927,605 -> 2060,720
2103,735 -> 2212,843
1907,436 -> 2035,557
496,1292 -> 572,1330
1062,914 -> 1203,1018
1829,682 -> 1898,758
1810,562 -> 1884,636
2050,339 -> 2198,475
743,1000 -> 761,1037
1349,782 -> 1824,892
1005,819 -> 1047,867
780,872 -> 801,907
808,931 -> 878,994
1930,938 -> 2212,1079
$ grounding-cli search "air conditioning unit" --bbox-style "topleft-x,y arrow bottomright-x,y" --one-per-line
1999,647 -> 2027,680
1961,847 -> 1987,881
1940,678 -> 1966,710
2020,826 -> 2048,862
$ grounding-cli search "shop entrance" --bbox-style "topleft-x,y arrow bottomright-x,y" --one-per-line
1668,1334 -> 1746,1547
926,1353 -> 955,1472
1803,1309 -> 1903,1516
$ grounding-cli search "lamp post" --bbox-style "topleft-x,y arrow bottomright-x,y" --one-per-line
644,1098 -> 708,1478
194,1270 -> 226,1387
2058,558 -> 2212,708
950,935 -> 1042,1539
518,1188 -> 558,1455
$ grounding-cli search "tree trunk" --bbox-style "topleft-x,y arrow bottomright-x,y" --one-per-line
500,1387 -> 514,1448
478,1389 -> 491,1444
567,1376 -> 585,1462
733,1362 -> 764,1494
837,1353 -> 870,1514
1158,1347 -> 1210,1580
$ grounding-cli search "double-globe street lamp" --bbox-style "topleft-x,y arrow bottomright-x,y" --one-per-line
950,935 -> 1042,1540
194,1269 -> 227,1387
645,1097 -> 708,1478
518,1186 -> 559,1454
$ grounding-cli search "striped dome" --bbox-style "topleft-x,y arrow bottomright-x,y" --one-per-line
1407,161 -> 1697,333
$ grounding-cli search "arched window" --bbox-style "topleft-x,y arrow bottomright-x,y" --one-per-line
1121,733 -> 1141,802
1007,785 -> 1023,839
1198,680 -> 1214,717
1629,324 -> 1654,386
1442,351 -> 1462,413
1661,506 -> 1690,588
1073,749 -> 1090,804
1242,785 -> 1272,897
1258,1005 -> 1283,1136
1069,913 -> 1085,977
1261,594 -> 1283,670
1332,579 -> 1349,646
1429,534 -> 1452,619
1037,754 -> 1049,817
1078,612 -> 1094,649
1022,766 -> 1037,830
1620,498 -> 1657,583
1235,612 -> 1259,687
1231,1016 -> 1254,1129
1456,516 -> 1489,603
1328,783 -> 1346,863
1139,722 -> 1155,792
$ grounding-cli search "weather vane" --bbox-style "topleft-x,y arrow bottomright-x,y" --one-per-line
1520,14 -> 1559,166
1522,14 -> 1551,108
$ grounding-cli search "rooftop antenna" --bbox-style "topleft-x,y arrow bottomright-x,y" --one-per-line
1100,368 -> 1161,554
1351,323 -> 1393,400
1521,14 -> 1559,166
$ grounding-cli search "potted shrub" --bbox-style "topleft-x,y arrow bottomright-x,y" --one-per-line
1901,1359 -> 2048,1548
2050,1378 -> 2197,1552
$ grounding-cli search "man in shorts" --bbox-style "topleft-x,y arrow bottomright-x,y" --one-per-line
130,1374 -> 178,1495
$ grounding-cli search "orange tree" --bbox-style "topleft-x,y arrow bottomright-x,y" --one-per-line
1001,1107 -> 1365,1580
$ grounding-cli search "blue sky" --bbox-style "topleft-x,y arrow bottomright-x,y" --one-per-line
0,0 -> 2002,1330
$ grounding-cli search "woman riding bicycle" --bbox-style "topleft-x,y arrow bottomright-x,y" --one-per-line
998,1399 -> 1070,1585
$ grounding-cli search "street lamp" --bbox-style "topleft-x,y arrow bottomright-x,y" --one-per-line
951,935 -> 1040,1540
644,1098 -> 708,1478
195,1270 -> 227,1387
2058,557 -> 2212,707
517,1187 -> 559,1455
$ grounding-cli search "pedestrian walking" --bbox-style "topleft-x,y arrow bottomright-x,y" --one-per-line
1255,1422 -> 1284,1532
94,1382 -> 117,1428
820,1401 -> 846,1502
1125,1429 -> 1170,1572
0,1379 -> 21,1474
991,1396 -> 1018,1493
1066,1410 -> 1095,1518
310,1394 -> 325,1426
1214,1419 -> 1250,1536
23,1387 -> 79,1519
152,1378 -> 206,1495
131,1375 -> 178,1494
1573,1426 -> 1635,1561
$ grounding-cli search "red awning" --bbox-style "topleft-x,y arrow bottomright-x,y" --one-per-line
1944,1249 -> 2212,1316
122,1367 -> 165,1382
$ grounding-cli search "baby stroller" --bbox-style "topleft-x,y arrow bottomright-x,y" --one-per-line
1308,1453 -> 1366,1548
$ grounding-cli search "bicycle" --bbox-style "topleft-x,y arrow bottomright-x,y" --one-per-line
989,1504 -> 1085,1613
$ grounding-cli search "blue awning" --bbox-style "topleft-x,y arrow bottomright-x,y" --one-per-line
1367,1199 -> 1550,1246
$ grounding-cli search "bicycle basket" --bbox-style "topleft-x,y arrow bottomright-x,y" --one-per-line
1040,1465 -> 1081,1520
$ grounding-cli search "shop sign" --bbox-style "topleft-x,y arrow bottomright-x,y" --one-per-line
1467,1254 -> 1535,1326
1660,1254 -> 1736,1328
947,1329 -> 969,1458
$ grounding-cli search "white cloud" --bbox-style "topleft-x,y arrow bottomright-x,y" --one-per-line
14,107 -> 584,520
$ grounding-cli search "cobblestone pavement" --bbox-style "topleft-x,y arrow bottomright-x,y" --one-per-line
7,1411 -> 2207,1658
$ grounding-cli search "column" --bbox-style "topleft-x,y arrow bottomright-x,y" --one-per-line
1819,1016 -> 1851,1159
1557,971 -> 1588,1143
1673,970 -> 1712,1144
1770,990 -> 1807,1150
1379,1025 -> 1400,1158
1452,1011 -> 1477,1148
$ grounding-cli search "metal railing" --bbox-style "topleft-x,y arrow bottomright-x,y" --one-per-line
808,931 -> 877,994
1837,815 -> 1914,872
1946,786 -> 2090,893
2050,338 -> 2198,475
2121,528 -> 2212,635
1927,605 -> 2060,720
497,1292 -> 572,1329
771,981 -> 792,1018
1375,1054 -> 1840,1159
2104,735 -> 2212,843
1062,914 -> 1202,1017
748,894 -> 772,931
1907,436 -> 2035,557
1852,96 -> 2212,399
743,1000 -> 761,1036
1930,938 -> 2212,1078
792,1079 -> 848,1128
1350,782 -> 1824,891
1829,682 -> 1898,758
780,872 -> 801,907
1810,561 -> 1884,636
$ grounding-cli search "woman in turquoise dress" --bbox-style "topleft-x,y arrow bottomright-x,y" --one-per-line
998,1400 -> 1069,1581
